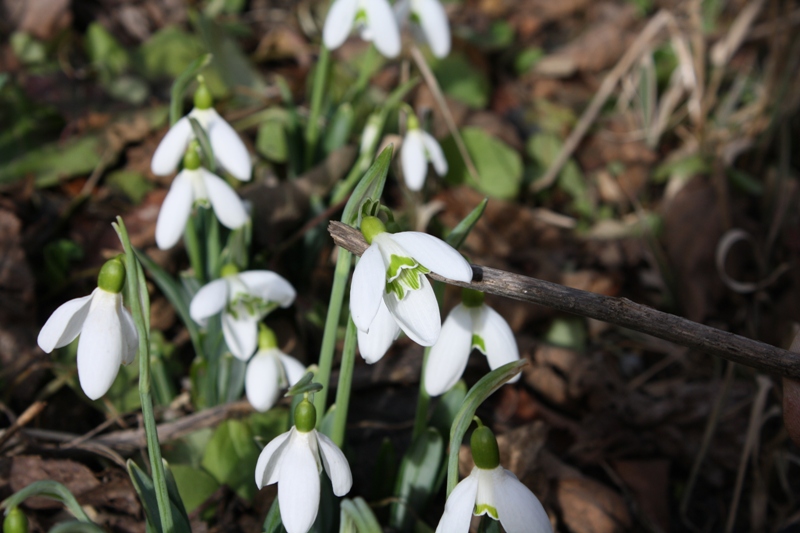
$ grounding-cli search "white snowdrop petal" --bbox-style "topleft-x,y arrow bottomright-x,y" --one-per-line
364,0 -> 401,57
77,291 -> 124,400
435,469 -> 480,533
189,278 -> 229,323
494,468 -> 552,533
475,305 -> 521,383
384,275 -> 440,345
415,0 -> 451,58
424,304 -> 473,396
237,271 -> 296,308
155,171 -> 195,250
350,244 -> 386,333
151,117 -> 193,176
222,313 -> 258,361
206,110 -> 252,181
389,232 -> 473,282
394,0 -> 411,24
323,0 -> 359,50
357,299 -> 400,363
37,292 -> 94,353
315,431 -> 353,496
201,169 -> 248,230
279,432 -> 321,533
245,351 -> 281,412
421,131 -> 448,175
279,354 -> 307,386
401,130 -> 428,191
119,306 -> 138,366
255,429 -> 293,488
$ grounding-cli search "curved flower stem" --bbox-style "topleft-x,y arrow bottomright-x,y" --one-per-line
304,45 -> 330,170
331,316 -> 358,447
184,213 -> 205,283
114,217 -> 174,533
313,248 -> 352,425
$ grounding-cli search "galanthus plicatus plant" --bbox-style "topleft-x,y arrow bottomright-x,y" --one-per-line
255,396 -> 352,533
155,140 -> 248,249
245,325 -> 306,412
38,257 -> 137,400
351,215 -> 473,362
437,420 -> 552,533
190,264 -> 296,361
401,111 -> 448,191
425,288 -> 521,396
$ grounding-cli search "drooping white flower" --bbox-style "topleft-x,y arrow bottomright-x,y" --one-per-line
323,0 -> 401,58
255,398 -> 352,533
37,258 -> 137,400
424,288 -> 520,396
190,266 -> 296,361
401,115 -> 447,191
395,0 -> 451,58
245,326 -> 306,412
351,216 -> 472,363
155,143 -> 248,250
436,424 -> 552,533
151,82 -> 251,181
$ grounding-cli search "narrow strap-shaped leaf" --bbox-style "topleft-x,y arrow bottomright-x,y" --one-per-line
48,521 -> 108,533
446,198 -> 488,249
262,497 -> 285,533
1,481 -> 90,523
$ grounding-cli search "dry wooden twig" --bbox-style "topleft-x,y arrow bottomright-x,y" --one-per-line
328,220 -> 800,379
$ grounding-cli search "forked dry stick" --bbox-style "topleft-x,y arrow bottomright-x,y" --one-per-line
328,220 -> 800,379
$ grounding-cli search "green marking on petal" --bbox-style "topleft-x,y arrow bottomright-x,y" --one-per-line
472,334 -> 486,353
474,503 -> 499,519
385,255 -> 430,300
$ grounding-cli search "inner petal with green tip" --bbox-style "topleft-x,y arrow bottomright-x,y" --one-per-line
385,255 -> 430,300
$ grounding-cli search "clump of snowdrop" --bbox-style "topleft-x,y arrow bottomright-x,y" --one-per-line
151,80 -> 252,181
394,0 -> 451,58
245,326 -> 306,412
255,397 -> 352,533
401,112 -> 447,191
37,257 -> 138,400
323,0 -> 401,58
351,216 -> 473,363
155,141 -> 248,249
424,288 -> 520,396
190,264 -> 296,361
436,421 -> 552,533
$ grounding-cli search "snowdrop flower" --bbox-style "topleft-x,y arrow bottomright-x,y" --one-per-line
156,142 -> 248,249
151,81 -> 251,181
395,0 -> 451,58
401,113 -> 447,191
424,288 -> 520,396
255,398 -> 352,533
37,258 -> 137,400
323,0 -> 401,58
352,216 -> 472,363
436,423 -> 552,533
190,265 -> 296,361
245,326 -> 306,412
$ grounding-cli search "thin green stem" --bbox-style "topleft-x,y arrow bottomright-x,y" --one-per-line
313,248 -> 352,425
205,210 -> 221,279
412,282 -> 445,440
184,212 -> 205,282
331,316 -> 357,447
114,218 -> 174,533
304,45 -> 330,170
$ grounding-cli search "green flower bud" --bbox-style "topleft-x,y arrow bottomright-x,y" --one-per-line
193,78 -> 213,110
461,287 -> 484,308
470,425 -> 500,470
3,507 -> 28,533
360,216 -> 387,245
183,141 -> 202,170
220,263 -> 239,278
97,257 -> 126,294
294,398 -> 317,432
258,325 -> 278,351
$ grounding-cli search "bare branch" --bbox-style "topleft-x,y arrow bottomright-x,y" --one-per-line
329,220 -> 800,379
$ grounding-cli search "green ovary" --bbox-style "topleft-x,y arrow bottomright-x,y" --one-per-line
385,255 -> 430,300
474,503 -> 498,519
